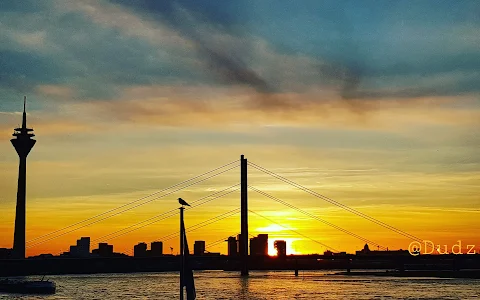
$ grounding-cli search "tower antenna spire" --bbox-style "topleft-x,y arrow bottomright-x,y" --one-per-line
22,96 -> 27,130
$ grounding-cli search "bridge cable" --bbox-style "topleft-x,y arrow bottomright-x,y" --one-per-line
205,234 -> 240,250
27,160 -> 238,244
248,162 -> 422,243
27,164 -> 238,248
250,185 -> 386,250
53,187 -> 239,256
96,186 -> 240,243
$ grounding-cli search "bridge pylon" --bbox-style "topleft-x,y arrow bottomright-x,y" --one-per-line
240,155 -> 248,276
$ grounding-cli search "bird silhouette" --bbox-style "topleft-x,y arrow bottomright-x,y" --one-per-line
178,198 -> 191,206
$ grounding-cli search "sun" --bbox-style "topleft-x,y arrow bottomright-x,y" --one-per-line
268,238 -> 301,256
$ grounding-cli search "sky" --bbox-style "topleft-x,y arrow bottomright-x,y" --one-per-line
0,0 -> 479,257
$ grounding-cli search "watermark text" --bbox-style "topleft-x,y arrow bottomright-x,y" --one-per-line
408,240 -> 477,256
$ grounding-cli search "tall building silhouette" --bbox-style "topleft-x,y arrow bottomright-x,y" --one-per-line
69,237 -> 90,257
11,96 -> 36,259
226,236 -> 237,256
134,242 -> 147,257
274,240 -> 287,257
250,234 -> 268,256
194,241 -> 206,256
151,241 -> 163,256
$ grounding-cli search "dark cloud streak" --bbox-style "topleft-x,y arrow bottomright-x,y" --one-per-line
133,0 -> 273,93
111,0 -> 368,112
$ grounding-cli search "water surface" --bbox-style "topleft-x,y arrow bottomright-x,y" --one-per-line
1,271 -> 479,299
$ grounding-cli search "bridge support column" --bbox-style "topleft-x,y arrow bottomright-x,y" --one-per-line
295,259 -> 299,276
240,155 -> 249,276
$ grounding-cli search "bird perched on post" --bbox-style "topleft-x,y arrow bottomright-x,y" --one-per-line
178,197 -> 191,206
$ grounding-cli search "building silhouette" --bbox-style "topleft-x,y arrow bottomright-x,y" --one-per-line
358,243 -> 370,254
11,97 -> 36,259
92,243 -> 114,257
356,243 -> 409,256
250,234 -> 268,256
150,241 -> 163,256
226,236 -> 237,256
194,241 -> 206,256
324,250 -> 347,256
69,237 -> 90,257
69,245 -> 78,256
274,240 -> 287,257
134,242 -> 148,257
77,237 -> 90,257
0,248 -> 12,259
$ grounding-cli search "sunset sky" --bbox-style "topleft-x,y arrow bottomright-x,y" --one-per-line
0,0 -> 479,257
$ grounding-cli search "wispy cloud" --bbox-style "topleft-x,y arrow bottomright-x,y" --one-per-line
83,86 -> 480,129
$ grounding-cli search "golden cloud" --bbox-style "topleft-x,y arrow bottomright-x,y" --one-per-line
84,85 -> 480,130
3,84 -> 479,142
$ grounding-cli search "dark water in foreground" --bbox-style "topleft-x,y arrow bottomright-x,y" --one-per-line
1,271 -> 479,299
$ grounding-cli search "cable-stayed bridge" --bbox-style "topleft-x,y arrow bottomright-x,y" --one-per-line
6,99 -> 480,279
23,155 -> 427,276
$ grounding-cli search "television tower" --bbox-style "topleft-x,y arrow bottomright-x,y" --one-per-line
11,96 -> 36,259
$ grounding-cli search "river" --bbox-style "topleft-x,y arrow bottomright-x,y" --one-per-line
1,271 -> 479,299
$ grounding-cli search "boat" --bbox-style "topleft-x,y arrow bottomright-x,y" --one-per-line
0,278 -> 56,294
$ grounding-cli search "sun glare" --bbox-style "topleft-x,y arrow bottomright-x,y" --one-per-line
256,224 -> 289,233
267,238 -> 301,256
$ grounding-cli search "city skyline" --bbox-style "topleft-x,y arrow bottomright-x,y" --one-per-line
1,0 -> 479,257
25,233 -> 382,258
